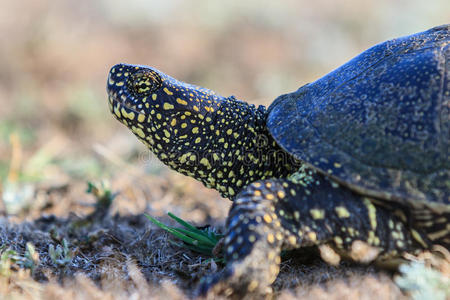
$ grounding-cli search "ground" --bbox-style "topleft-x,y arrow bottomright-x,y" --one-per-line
0,188 -> 407,299
0,1 -> 448,299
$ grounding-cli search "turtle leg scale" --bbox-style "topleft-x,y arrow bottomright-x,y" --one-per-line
198,169 -> 427,297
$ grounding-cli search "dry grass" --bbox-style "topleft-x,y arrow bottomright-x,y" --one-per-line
0,210 -> 410,300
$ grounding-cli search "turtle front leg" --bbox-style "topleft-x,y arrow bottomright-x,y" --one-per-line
198,169 -> 428,297
198,181 -> 285,298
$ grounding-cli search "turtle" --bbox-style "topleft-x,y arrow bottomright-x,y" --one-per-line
106,24 -> 449,297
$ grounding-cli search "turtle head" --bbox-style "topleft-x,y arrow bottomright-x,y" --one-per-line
107,63 -> 224,159
107,63 -> 293,198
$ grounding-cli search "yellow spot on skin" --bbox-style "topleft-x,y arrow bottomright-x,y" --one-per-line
334,236 -> 343,246
163,87 -> 173,95
388,220 -> 394,229
269,264 -> 279,279
335,206 -> 350,218
249,235 -> 256,242
226,129 -> 233,135
333,162 -> 342,168
253,182 -> 261,188
247,281 -> 258,292
268,251 -> 276,261
411,229 -> 428,248
310,209 -> 325,219
200,158 -> 211,169
267,234 -> 275,244
348,227 -> 355,236
363,198 -> 377,230
275,232 -> 283,241
120,108 -> 128,118
152,94 -> 157,100
132,127 -> 145,138
263,214 -> 273,223
288,236 -> 297,245
114,107 -> 121,118
368,231 -> 378,245
307,232 -> 317,242
277,191 -> 285,199
195,137 -> 201,143
163,130 -> 170,138
163,102 -> 174,110
176,98 -> 187,105
266,194 -> 275,200
192,127 -> 199,134
127,111 -> 135,120
193,105 -> 199,112
228,187 -> 235,196
170,119 -> 176,126
116,81 -> 124,86
254,190 -> 261,196
137,114 -> 145,123
275,256 -> 281,265
178,154 -> 188,163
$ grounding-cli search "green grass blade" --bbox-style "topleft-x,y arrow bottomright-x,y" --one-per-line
171,227 -> 216,247
145,213 -> 224,260
168,212 -> 223,243
145,214 -> 199,245
167,212 -> 208,235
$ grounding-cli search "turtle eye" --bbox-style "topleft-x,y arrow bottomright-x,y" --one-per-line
128,70 -> 162,97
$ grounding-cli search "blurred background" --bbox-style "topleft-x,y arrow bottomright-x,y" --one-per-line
0,0 -> 449,222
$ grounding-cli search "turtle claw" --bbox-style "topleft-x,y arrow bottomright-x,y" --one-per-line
197,267 -> 233,297
197,264 -> 273,299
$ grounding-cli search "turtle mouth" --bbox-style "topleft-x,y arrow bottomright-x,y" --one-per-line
107,71 -> 149,119
108,90 -> 143,115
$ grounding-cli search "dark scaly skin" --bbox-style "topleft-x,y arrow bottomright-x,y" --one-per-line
107,64 -> 297,199
199,169 -> 423,297
107,64 -> 429,297
267,25 -> 450,249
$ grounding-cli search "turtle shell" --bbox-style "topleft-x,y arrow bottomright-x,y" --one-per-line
267,25 -> 449,210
